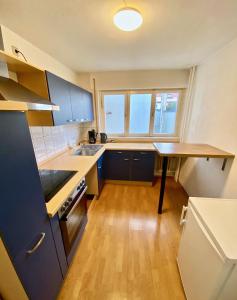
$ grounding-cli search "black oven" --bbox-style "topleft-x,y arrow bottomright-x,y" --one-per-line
58,179 -> 88,263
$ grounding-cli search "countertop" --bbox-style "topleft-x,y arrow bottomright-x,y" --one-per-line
40,143 -> 156,217
190,197 -> 237,262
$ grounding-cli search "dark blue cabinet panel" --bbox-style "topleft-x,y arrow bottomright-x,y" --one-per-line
13,223 -> 62,300
50,215 -> 68,278
130,151 -> 155,182
46,71 -> 94,125
46,71 -> 72,126
82,90 -> 94,122
104,150 -> 155,182
104,151 -> 131,180
0,111 -> 62,299
97,155 -> 104,194
0,112 -> 49,257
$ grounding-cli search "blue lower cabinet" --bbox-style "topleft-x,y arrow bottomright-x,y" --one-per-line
130,151 -> 155,182
104,150 -> 155,182
104,151 -> 131,180
13,223 -> 63,300
97,155 -> 105,194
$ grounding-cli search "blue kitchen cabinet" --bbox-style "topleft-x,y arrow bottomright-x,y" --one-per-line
130,151 -> 155,182
0,111 -> 63,299
104,151 -> 131,180
104,150 -> 155,182
46,71 -> 72,126
46,71 -> 94,125
97,155 -> 105,194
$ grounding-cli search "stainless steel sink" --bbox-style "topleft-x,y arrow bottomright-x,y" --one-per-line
73,144 -> 103,156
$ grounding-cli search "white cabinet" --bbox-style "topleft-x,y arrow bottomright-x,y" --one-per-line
177,198 -> 237,300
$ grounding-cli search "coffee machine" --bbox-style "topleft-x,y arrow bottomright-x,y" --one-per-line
100,133 -> 108,144
88,129 -> 98,144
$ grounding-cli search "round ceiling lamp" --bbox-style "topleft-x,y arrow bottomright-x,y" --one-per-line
113,7 -> 143,32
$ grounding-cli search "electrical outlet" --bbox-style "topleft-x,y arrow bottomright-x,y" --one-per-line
11,46 -> 20,57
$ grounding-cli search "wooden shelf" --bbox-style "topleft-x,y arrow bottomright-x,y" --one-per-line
0,50 -> 44,74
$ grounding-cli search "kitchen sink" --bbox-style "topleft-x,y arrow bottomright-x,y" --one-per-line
73,144 -> 103,156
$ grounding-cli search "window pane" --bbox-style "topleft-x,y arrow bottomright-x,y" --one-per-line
129,94 -> 152,134
154,92 -> 179,134
104,94 -> 125,134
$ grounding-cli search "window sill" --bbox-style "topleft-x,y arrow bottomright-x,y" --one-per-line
107,136 -> 180,143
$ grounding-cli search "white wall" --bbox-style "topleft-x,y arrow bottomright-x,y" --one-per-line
179,37 -> 237,198
91,69 -> 190,91
1,25 -> 79,85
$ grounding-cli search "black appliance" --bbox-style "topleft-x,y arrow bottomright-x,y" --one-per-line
58,177 -> 88,263
39,169 -> 77,202
39,169 -> 88,263
88,129 -> 97,144
100,132 -> 108,144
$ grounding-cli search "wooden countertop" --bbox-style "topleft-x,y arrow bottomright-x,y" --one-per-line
153,143 -> 235,158
41,143 -> 156,217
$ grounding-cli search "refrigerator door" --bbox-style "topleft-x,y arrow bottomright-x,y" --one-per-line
177,206 -> 231,300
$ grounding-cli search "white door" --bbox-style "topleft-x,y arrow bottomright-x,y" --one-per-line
177,206 -> 231,300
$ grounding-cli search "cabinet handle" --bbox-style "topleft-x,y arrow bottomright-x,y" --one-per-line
133,158 -> 140,161
117,152 -> 123,154
27,232 -> 46,254
140,152 -> 147,155
124,158 -> 129,161
180,206 -> 188,226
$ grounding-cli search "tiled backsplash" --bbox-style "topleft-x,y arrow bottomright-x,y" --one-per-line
30,123 -> 95,164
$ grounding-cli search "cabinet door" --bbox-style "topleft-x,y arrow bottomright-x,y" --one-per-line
97,155 -> 104,194
104,151 -> 131,180
131,151 -> 155,182
46,71 -> 73,125
0,112 -> 51,258
69,83 -> 84,122
82,90 -> 94,122
13,222 -> 62,300
0,111 -> 63,299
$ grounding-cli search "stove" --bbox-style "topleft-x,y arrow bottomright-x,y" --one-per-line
39,169 -> 77,202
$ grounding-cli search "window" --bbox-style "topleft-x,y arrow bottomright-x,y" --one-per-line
104,94 -> 125,134
129,93 -> 152,134
101,90 -> 182,137
154,92 -> 179,134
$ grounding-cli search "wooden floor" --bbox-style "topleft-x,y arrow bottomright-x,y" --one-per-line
58,178 -> 188,300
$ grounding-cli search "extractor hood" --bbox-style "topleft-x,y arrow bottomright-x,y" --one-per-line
0,76 -> 59,111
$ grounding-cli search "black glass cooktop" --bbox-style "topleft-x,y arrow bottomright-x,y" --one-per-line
39,169 -> 77,203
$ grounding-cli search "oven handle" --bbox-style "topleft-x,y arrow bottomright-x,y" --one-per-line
62,186 -> 88,221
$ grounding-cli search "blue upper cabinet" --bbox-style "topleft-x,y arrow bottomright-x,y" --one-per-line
46,71 -> 72,125
46,71 -> 94,126
0,111 -> 63,300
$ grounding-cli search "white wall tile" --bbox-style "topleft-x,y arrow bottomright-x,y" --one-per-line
29,122 -> 95,163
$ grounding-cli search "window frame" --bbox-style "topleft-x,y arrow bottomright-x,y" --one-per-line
100,89 -> 184,138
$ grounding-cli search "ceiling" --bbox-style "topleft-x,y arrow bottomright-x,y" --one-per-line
1,0 -> 237,72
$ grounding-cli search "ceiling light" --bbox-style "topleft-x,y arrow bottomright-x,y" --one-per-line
113,8 -> 143,32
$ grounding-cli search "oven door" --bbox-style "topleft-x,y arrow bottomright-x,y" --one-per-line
59,187 -> 87,259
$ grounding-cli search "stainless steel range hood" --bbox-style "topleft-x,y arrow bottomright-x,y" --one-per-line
0,76 -> 59,111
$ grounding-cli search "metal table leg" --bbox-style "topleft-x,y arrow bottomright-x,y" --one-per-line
158,156 -> 168,214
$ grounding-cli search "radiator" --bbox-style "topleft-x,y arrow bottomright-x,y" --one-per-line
154,154 -> 178,176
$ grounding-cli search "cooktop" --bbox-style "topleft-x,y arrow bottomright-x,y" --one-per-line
39,169 -> 77,203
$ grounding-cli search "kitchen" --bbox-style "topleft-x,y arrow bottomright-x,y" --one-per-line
1,1 -> 237,300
